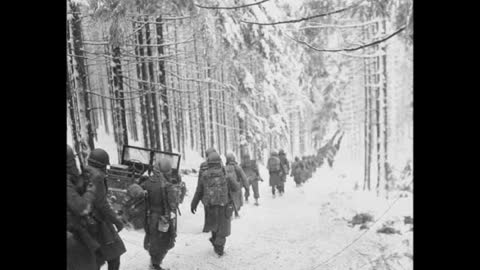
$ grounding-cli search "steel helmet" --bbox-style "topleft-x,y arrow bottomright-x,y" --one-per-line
226,152 -> 236,163
88,148 -> 110,168
207,152 -> 222,164
155,157 -> 172,173
205,147 -> 217,158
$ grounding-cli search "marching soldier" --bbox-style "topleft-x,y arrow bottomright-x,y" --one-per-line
84,149 -> 126,270
290,157 -> 304,187
67,145 -> 102,270
225,152 -> 249,217
197,147 -> 218,232
241,153 -> 262,206
278,149 -> 290,195
267,151 -> 283,198
191,152 -> 240,256
128,158 -> 185,270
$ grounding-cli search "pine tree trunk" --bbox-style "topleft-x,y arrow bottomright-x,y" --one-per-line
133,20 -> 150,148
173,19 -> 185,157
363,53 -> 368,191
374,21 -> 382,196
156,15 -> 172,152
363,23 -> 372,191
382,19 -> 390,197
192,26 -> 206,157
137,18 -> 156,150
184,43 -> 195,151
111,45 -> 129,161
105,44 -> 120,147
206,61 -> 215,147
233,94 -> 239,155
98,70 -> 110,135
67,72 -> 84,168
214,69 -> 222,155
68,1 -> 95,158
123,37 -> 138,141
66,18 -> 84,169
221,65 -> 228,155
85,65 -> 98,141
144,18 -> 162,150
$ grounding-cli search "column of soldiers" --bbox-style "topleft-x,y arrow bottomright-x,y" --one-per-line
290,155 -> 324,187
67,144 -> 324,269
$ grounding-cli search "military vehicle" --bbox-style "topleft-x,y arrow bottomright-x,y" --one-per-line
106,145 -> 181,229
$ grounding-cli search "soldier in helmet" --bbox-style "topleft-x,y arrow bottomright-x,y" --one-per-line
84,148 -> 126,270
290,156 -> 304,187
67,145 -> 103,270
240,152 -> 262,206
267,151 -> 283,198
128,158 -> 183,270
191,152 -> 240,256
225,152 -> 249,217
278,149 -> 290,195
197,147 -> 218,232
300,156 -> 308,183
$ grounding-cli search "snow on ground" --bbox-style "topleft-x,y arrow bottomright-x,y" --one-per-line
107,165 -> 413,270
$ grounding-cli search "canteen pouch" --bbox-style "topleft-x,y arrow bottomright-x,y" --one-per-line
157,216 -> 170,232
225,203 -> 234,219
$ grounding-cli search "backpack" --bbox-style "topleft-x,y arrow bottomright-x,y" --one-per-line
165,181 -> 186,211
268,157 -> 281,172
280,159 -> 289,174
241,160 -> 258,180
225,163 -> 238,183
202,166 -> 229,206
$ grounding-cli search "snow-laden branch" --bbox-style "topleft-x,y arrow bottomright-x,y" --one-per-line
194,0 -> 271,10
339,51 -> 386,58
298,19 -> 383,30
240,0 -> 366,26
286,26 -> 406,53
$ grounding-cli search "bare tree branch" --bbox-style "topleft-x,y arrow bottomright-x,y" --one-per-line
195,0 -> 271,10
286,26 -> 406,53
240,0 -> 365,26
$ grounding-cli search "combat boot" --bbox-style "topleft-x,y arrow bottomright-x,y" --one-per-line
214,245 -> 224,256
150,264 -> 168,270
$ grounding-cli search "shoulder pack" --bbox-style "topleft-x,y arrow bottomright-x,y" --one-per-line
165,180 -> 186,211
224,164 -> 238,183
202,167 -> 228,206
268,157 -> 281,172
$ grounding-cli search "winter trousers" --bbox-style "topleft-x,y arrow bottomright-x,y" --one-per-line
246,180 -> 260,200
67,232 -> 97,270
96,257 -> 120,270
146,213 -> 176,266
149,235 -> 171,265
272,184 -> 283,195
202,204 -> 208,233
151,251 -> 168,266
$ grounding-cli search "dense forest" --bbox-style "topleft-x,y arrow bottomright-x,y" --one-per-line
67,0 -> 413,196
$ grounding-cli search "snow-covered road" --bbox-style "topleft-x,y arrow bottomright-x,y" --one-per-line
111,166 -> 413,270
